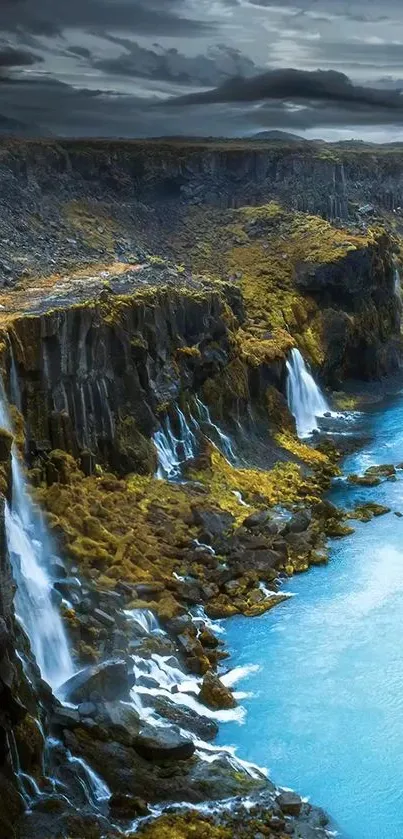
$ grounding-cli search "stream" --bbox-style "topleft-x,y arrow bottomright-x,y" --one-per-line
218,389 -> 403,839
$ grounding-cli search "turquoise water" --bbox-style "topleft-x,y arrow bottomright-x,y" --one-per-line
218,393 -> 403,839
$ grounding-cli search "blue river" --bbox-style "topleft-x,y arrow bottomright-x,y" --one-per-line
218,392 -> 403,839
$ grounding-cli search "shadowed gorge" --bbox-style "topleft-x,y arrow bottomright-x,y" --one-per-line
0,137 -> 402,839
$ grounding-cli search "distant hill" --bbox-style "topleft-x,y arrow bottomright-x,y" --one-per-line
251,130 -> 307,142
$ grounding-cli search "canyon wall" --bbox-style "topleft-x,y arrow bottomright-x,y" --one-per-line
1,139 -> 403,220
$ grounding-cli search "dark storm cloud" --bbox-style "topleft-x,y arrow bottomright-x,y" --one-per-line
168,68 -> 403,110
93,39 -> 257,87
1,0 -> 403,140
0,45 -> 43,68
2,73 -> 403,140
0,0 -> 213,36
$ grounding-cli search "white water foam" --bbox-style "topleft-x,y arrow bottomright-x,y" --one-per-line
0,385 -> 73,691
286,348 -> 330,438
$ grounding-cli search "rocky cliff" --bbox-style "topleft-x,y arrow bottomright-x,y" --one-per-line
0,137 -> 401,839
1,138 -> 403,286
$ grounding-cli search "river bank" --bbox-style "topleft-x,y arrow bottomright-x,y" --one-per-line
217,382 -> 403,839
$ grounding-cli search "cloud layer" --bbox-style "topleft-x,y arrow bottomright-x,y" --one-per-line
1,0 -> 403,139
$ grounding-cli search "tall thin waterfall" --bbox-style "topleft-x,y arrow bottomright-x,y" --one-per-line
286,348 -> 329,438
0,386 -> 73,691
394,267 -> 401,299
193,397 -> 235,462
153,410 -> 198,480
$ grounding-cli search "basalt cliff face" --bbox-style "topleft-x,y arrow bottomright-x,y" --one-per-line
0,138 -> 403,284
0,138 -> 401,839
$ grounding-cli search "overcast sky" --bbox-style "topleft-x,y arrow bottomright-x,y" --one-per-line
1,0 -> 403,140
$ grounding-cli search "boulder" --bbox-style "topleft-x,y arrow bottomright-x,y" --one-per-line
236,548 -> 283,574
93,608 -> 116,628
109,794 -> 150,817
133,723 -> 195,762
283,509 -> 311,534
192,508 -> 234,538
51,707 -> 80,729
135,583 -> 165,599
49,556 -> 67,579
177,630 -> 205,659
141,695 -> 219,741
365,463 -> 396,478
199,671 -> 236,710
243,510 -> 272,529
53,577 -> 82,598
78,702 -> 97,718
348,474 -> 380,488
59,659 -> 131,704
277,790 -> 303,816
199,628 -> 219,649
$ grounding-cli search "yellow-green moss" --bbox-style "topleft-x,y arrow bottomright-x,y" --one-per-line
170,203 -> 373,367
189,446 -> 325,524
135,812 -> 232,839
332,392 -> 361,411
175,346 -> 202,360
275,431 -> 331,467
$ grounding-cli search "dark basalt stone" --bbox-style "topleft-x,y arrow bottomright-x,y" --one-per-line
109,794 -> 150,817
144,695 -> 219,742
59,659 -> 131,704
51,707 -> 81,729
192,508 -> 234,538
133,723 -> 195,762
277,790 -> 303,816
283,509 -> 312,534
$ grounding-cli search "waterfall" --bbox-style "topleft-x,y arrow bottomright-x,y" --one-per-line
67,755 -> 111,805
125,608 -> 162,635
9,345 -> 21,412
394,267 -> 401,298
0,386 -> 73,691
153,419 -> 182,480
193,397 -> 235,462
177,408 -> 197,459
153,411 -> 198,480
286,348 -> 329,438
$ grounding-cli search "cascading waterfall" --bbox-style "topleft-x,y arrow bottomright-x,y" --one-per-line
286,348 -> 330,438
153,410 -> 198,480
153,400 -> 236,481
0,385 -> 73,691
67,755 -> 111,806
193,397 -> 235,462
153,418 -> 183,480
394,266 -> 402,298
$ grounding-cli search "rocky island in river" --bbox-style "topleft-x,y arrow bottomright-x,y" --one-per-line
0,137 -> 402,839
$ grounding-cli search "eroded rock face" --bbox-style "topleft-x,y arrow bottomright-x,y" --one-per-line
7,283 -> 255,472
58,659 -> 131,704
199,672 -> 237,711
133,723 -> 195,762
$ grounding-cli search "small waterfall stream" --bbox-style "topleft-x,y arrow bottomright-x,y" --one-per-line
153,400 -> 236,480
286,348 -> 330,438
0,386 -> 73,691
193,397 -> 235,462
394,267 -> 402,299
